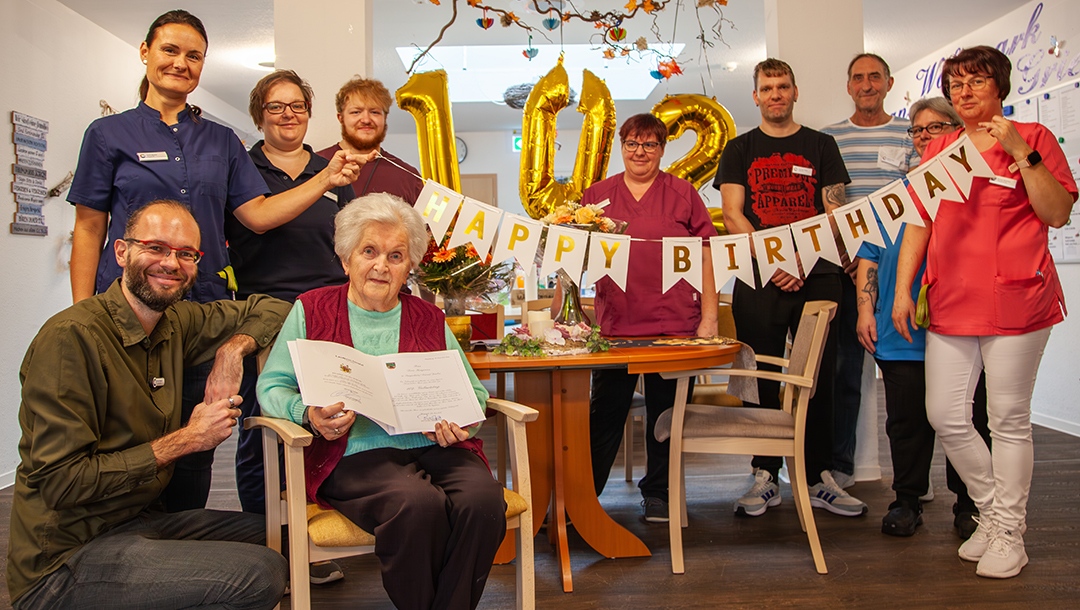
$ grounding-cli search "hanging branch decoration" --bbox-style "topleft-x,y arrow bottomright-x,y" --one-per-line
409,0 -> 738,81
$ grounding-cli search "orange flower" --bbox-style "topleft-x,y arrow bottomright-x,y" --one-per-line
432,248 -> 457,263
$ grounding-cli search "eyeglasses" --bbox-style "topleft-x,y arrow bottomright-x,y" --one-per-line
623,140 -> 662,152
947,76 -> 993,96
124,238 -> 203,264
263,101 -> 310,114
907,121 -> 957,137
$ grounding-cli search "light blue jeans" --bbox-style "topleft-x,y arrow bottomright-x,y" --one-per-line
15,509 -> 287,610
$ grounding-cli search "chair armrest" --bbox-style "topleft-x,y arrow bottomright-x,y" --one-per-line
486,398 -> 539,423
755,354 -> 788,367
661,367 -> 813,388
244,416 -> 313,448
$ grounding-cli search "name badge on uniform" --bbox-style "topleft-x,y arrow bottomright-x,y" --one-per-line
877,146 -> 906,169
137,152 -> 169,162
792,165 -> 813,176
989,176 -> 1017,189
325,191 -> 338,203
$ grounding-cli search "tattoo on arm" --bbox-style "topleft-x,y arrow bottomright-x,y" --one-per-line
862,266 -> 879,312
823,184 -> 846,210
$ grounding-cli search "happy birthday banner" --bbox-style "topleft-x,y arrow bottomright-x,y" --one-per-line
412,134 -> 989,294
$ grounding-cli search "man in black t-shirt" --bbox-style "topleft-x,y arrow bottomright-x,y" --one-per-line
714,58 -> 868,519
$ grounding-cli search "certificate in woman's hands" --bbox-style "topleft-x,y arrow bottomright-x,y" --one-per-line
288,339 -> 485,435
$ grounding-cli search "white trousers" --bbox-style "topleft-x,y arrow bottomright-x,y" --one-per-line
924,328 -> 1051,531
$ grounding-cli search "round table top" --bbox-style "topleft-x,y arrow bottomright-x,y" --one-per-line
466,341 -> 740,375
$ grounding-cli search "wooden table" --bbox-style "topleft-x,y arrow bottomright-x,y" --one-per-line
467,343 -> 740,592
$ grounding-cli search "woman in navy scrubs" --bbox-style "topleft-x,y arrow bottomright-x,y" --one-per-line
66,10 -> 368,511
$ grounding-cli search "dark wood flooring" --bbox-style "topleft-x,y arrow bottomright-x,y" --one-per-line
2,379 -> 1078,609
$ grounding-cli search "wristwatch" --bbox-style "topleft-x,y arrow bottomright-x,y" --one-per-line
301,408 -> 321,438
1008,150 -> 1042,173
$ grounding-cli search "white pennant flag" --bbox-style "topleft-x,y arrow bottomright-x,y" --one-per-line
662,237 -> 703,293
586,233 -> 631,291
867,179 -> 924,243
414,179 -> 464,243
937,134 -> 995,197
709,234 -> 754,289
789,213 -> 841,274
446,198 -> 503,258
491,215 -> 543,269
751,226 -> 799,288
835,197 -> 886,260
908,158 -> 964,220
540,224 -> 589,283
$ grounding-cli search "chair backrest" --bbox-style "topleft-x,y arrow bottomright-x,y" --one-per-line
781,300 -> 837,412
468,304 -> 505,340
525,297 -> 595,320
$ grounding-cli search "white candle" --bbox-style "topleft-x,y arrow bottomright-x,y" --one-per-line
527,310 -> 550,324
529,319 -> 554,337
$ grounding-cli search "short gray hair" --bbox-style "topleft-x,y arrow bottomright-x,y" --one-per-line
334,193 -> 430,268
909,97 -> 961,127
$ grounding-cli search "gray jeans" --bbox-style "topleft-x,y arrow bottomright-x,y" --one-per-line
15,509 -> 287,610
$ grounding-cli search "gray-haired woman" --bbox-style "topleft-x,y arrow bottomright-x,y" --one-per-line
258,194 -> 505,609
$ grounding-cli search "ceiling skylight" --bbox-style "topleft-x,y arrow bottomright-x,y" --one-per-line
395,43 -> 685,104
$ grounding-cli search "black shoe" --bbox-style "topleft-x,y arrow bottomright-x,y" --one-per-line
881,501 -> 922,537
641,497 -> 669,523
953,502 -> 980,540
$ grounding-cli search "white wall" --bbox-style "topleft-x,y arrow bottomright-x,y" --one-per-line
0,0 -> 148,485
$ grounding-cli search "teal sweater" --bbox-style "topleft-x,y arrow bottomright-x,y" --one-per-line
257,299 -> 488,455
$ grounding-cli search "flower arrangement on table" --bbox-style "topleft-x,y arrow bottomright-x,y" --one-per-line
417,236 -> 515,317
540,201 -> 627,234
494,321 -> 610,357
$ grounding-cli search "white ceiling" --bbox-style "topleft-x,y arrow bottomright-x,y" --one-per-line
58,0 -> 1031,134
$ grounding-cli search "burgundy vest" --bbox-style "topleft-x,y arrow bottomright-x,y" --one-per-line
296,284 -> 487,505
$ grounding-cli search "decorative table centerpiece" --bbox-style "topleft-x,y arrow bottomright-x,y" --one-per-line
494,321 -> 610,357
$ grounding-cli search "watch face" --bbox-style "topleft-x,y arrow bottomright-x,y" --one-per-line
456,136 -> 467,163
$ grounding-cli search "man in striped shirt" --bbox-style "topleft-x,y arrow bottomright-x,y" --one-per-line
821,53 -> 916,495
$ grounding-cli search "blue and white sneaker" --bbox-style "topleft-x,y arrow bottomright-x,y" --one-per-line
735,469 -> 781,517
809,470 -> 868,517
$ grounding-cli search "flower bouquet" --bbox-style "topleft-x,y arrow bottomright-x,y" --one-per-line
417,238 -> 515,317
494,321 -> 611,357
540,201 -> 627,235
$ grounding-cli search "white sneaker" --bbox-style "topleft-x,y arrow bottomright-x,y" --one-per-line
830,470 -> 855,489
809,471 -> 868,517
976,528 -> 1028,579
958,516 -> 997,561
735,469 -> 781,517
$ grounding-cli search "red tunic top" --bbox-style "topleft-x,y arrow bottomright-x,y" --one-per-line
581,171 -> 716,337
920,123 -> 1077,336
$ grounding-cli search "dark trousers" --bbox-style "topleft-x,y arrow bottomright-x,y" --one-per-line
15,509 -> 286,610
833,274 -> 864,476
590,370 -> 692,502
320,446 -> 506,610
733,273 -> 841,486
159,360 -> 216,512
877,359 -> 935,505
947,372 -> 991,510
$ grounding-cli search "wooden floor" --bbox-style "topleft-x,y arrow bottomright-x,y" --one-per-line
2,379 -> 1078,609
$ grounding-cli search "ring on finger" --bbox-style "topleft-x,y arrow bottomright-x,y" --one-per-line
227,397 -> 235,407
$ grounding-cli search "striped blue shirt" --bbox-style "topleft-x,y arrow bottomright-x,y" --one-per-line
821,117 -> 916,202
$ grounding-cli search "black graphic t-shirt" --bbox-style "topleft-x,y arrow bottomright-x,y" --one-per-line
715,126 -> 849,230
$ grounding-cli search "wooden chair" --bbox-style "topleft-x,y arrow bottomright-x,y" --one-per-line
245,397 -> 538,610
656,300 -> 838,575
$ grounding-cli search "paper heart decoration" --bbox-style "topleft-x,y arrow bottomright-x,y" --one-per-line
477,17 -> 494,29
542,17 -> 559,30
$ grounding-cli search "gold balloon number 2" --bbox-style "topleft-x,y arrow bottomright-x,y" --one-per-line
395,63 -> 736,222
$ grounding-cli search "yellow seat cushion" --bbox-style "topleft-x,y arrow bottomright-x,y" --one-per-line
305,488 -> 528,548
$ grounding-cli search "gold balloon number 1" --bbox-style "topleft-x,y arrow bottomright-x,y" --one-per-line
395,64 -> 737,225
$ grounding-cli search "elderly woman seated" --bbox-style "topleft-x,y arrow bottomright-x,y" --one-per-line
257,193 -> 505,610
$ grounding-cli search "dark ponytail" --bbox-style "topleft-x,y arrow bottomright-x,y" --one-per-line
139,10 -> 208,120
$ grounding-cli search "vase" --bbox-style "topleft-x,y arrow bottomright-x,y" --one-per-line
553,269 -> 591,326
442,293 -> 468,317
445,315 -> 473,349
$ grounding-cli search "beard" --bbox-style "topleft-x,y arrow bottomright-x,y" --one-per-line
341,122 -> 386,153
123,257 -> 196,312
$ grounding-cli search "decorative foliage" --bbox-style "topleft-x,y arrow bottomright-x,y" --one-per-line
406,0 -> 738,79
494,322 -> 610,357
